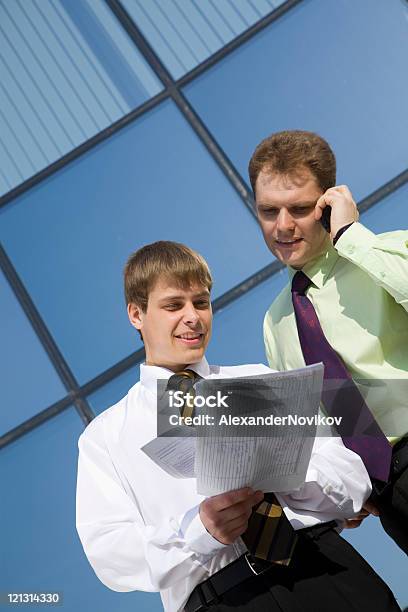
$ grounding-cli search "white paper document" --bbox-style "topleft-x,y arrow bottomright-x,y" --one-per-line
141,363 -> 324,495
142,433 -> 195,479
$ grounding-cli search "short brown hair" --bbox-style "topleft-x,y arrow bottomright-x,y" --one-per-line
248,130 -> 336,196
124,241 -> 212,311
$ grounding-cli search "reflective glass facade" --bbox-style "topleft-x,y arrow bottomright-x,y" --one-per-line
185,0 -> 408,201
121,0 -> 286,78
1,1 -> 407,609
0,0 -> 162,196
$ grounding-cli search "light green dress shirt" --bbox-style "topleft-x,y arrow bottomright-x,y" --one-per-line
263,223 -> 408,443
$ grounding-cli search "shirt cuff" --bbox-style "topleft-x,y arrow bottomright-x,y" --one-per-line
333,222 -> 354,245
181,506 -> 227,556
334,222 -> 377,260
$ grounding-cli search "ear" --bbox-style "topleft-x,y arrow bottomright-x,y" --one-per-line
127,302 -> 144,331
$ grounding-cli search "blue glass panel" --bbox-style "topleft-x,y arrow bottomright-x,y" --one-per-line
207,268 -> 288,365
343,517 -> 408,607
121,0 -> 283,79
185,0 -> 408,201
0,99 -> 272,384
0,408 -> 161,611
0,0 -> 162,197
0,270 -> 66,435
360,183 -> 408,233
88,366 -> 140,416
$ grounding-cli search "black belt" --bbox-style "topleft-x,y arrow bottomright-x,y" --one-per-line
184,521 -> 337,612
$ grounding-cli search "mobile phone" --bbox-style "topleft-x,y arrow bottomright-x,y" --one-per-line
320,206 -> 331,232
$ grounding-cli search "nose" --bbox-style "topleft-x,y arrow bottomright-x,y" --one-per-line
276,208 -> 295,233
182,302 -> 200,325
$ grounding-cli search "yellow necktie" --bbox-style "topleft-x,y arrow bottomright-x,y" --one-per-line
242,492 -> 297,565
167,370 -> 200,419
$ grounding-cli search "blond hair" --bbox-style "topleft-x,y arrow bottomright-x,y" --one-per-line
124,241 -> 212,310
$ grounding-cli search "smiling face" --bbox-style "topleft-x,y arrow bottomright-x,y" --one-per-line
255,168 -> 331,269
128,277 -> 212,372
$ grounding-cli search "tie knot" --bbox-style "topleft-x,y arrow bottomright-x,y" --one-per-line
291,271 -> 311,296
167,369 -> 200,393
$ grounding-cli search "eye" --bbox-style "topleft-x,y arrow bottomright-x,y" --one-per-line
164,303 -> 181,310
259,207 -> 278,217
195,299 -> 210,309
292,206 -> 312,215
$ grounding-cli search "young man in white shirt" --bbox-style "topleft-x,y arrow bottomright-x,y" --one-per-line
76,241 -> 400,612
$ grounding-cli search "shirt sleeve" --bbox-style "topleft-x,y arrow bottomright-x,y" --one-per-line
335,222 -> 408,312
276,435 -> 372,528
76,419 -> 226,594
263,312 -> 273,366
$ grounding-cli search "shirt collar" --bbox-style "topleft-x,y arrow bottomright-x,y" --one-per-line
287,242 -> 339,289
140,357 -> 211,393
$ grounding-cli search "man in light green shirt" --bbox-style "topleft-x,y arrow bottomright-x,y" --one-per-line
248,129 -> 408,554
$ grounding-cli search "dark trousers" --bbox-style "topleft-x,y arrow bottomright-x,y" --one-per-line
208,528 -> 400,612
373,437 -> 408,555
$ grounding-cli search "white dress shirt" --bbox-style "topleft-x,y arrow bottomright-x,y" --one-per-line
76,359 -> 371,612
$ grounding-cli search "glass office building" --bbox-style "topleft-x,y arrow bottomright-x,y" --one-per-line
1,0 -> 407,609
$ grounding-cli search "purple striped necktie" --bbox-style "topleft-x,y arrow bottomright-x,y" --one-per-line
291,270 -> 391,482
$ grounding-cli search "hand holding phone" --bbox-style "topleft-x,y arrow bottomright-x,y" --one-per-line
315,185 -> 359,240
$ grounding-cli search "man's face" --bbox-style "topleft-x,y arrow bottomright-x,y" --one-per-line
128,278 -> 212,372
255,169 -> 330,269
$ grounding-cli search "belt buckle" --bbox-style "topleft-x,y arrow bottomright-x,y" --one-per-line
244,553 -> 271,576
